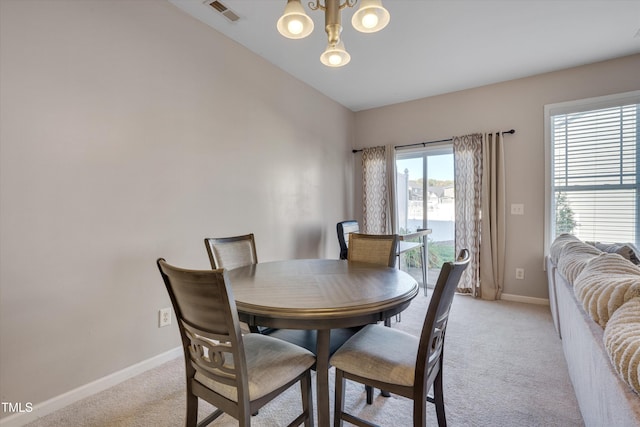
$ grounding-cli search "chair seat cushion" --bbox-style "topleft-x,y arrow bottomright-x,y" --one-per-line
195,333 -> 315,402
330,324 -> 419,387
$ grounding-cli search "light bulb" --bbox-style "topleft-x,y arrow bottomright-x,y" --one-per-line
277,0 -> 313,39
361,12 -> 378,29
320,41 -> 350,67
352,0 -> 390,33
287,19 -> 304,35
329,54 -> 342,66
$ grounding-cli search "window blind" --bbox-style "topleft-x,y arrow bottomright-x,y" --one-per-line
551,102 -> 639,244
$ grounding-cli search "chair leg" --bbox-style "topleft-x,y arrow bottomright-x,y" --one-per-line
434,369 -> 447,427
334,370 -> 346,427
185,392 -> 198,427
301,371 -> 314,427
379,319 -> 391,398
414,397 -> 427,427
365,385 -> 389,402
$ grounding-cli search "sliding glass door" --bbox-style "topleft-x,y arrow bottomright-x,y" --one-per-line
396,144 -> 455,287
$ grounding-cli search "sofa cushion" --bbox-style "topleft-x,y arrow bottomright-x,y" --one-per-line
557,240 -> 602,285
603,297 -> 640,396
550,233 -> 582,265
588,242 -> 640,265
574,254 -> 640,327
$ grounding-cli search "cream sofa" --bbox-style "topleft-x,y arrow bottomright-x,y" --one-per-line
547,234 -> 640,427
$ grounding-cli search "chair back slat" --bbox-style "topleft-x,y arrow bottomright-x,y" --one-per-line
347,233 -> 398,268
204,234 -> 258,270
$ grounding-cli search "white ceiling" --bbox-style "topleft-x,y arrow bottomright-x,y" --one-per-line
169,0 -> 640,112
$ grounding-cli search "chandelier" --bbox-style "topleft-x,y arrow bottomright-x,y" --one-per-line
277,0 -> 390,67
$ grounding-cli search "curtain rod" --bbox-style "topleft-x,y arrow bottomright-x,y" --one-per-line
351,129 -> 516,153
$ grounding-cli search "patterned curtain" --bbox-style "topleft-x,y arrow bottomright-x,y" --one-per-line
453,134 -> 483,296
362,145 -> 395,234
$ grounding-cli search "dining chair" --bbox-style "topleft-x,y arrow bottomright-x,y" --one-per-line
337,220 -> 360,260
204,234 -> 258,271
330,249 -> 470,427
344,232 -> 400,402
157,258 -> 316,427
349,231 -> 399,325
347,232 -> 398,270
204,234 -> 270,334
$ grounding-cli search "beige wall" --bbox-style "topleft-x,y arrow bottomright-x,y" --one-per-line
353,54 -> 640,300
1,0 -> 639,416
0,0 -> 354,410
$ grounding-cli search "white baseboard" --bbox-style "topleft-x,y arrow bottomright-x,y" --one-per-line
501,293 -> 550,306
0,346 -> 182,427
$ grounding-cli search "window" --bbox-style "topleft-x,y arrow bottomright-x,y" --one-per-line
545,90 -> 640,251
396,144 -> 455,285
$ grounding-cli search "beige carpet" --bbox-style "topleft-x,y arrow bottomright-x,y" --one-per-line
25,296 -> 584,426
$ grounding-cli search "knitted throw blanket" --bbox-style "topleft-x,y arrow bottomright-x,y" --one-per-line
573,253 -> 640,327
603,297 -> 640,396
553,236 -> 640,396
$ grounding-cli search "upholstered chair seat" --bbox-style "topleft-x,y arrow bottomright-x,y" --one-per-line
329,324 -> 419,387
194,333 -> 316,402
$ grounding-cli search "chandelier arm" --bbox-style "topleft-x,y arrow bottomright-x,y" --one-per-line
309,0 -> 356,11
308,1 -> 324,11
339,0 -> 357,10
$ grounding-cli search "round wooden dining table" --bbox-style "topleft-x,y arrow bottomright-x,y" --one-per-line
227,258 -> 419,426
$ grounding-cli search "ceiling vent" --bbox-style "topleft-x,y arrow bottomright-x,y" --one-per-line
207,1 -> 240,22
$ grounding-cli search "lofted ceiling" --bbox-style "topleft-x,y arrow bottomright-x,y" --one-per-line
169,0 -> 640,112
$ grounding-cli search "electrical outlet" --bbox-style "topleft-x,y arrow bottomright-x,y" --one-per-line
511,204 -> 524,215
515,268 -> 525,280
159,307 -> 171,327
